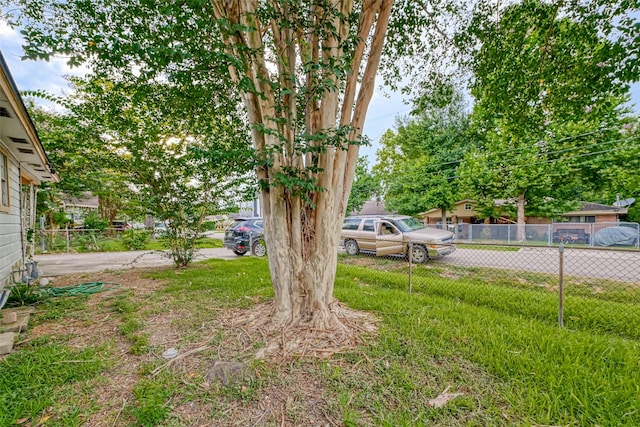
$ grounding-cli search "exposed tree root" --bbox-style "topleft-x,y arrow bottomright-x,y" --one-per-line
221,301 -> 378,360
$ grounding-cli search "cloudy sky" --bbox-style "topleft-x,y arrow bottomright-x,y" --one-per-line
1,20 -> 638,165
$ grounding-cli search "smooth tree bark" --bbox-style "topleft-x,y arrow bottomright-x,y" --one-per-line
210,0 -> 394,330
516,194 -> 526,242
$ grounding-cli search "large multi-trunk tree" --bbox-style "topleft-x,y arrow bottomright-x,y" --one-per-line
7,0 -> 437,334
209,1 -> 394,329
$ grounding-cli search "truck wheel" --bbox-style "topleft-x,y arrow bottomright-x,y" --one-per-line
345,240 -> 360,255
410,245 -> 428,263
233,250 -> 246,256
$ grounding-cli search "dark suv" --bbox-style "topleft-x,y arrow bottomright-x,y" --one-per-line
223,217 -> 266,256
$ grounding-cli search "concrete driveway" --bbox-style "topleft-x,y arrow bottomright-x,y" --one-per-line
34,248 -> 242,276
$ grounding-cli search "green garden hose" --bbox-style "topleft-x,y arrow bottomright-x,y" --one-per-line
39,282 -> 121,297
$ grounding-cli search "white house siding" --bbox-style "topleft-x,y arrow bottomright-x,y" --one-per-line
0,157 -> 22,289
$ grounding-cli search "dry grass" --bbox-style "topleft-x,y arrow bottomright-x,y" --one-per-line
21,266 -> 376,426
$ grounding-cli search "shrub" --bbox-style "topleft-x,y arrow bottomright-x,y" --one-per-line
83,211 -> 109,231
73,231 -> 101,252
122,230 -> 152,251
201,220 -> 218,231
5,283 -> 49,307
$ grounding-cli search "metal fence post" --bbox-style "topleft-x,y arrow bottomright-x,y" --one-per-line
66,228 -> 70,253
548,224 -> 552,246
408,241 -> 413,293
558,243 -> 564,328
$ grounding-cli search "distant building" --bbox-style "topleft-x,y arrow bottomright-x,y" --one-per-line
421,199 -> 629,226
61,191 -> 99,224
351,200 -> 391,216
238,198 -> 260,217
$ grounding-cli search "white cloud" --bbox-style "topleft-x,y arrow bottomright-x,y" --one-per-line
0,21 -> 20,39
0,21 -> 90,109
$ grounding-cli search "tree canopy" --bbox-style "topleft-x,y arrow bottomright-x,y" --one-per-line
457,0 -> 639,238
346,156 -> 380,215
374,91 -> 473,221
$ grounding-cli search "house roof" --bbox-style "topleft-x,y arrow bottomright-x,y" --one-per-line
0,50 -> 59,184
62,191 -> 99,208
421,199 -> 627,217
564,202 -> 627,216
355,200 -> 390,215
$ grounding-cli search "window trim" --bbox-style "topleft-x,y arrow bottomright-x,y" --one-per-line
0,147 -> 10,213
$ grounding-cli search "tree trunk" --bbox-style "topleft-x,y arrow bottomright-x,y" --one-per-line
211,0 -> 394,331
263,185 -> 345,329
516,193 -> 526,242
440,207 -> 447,230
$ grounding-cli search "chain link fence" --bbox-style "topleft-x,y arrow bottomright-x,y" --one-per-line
34,228 -> 157,254
34,226 -> 640,339
442,222 -> 640,248
337,241 -> 640,340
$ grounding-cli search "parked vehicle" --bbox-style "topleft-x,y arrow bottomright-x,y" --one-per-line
153,222 -> 167,237
552,228 -> 590,244
592,226 -> 639,247
110,220 -> 131,231
223,217 -> 266,256
130,221 -> 146,230
340,214 -> 456,263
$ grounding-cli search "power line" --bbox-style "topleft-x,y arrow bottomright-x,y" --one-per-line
440,137 -> 640,182
395,131 -> 636,172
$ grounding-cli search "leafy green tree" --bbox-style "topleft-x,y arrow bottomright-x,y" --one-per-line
346,157 -> 381,215
26,74 -> 252,266
458,0 -> 638,240
588,119 -> 640,222
26,103 -> 133,226
374,91 -> 472,224
66,78 -> 252,266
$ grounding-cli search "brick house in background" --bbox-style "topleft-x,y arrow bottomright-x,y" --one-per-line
421,200 -> 629,227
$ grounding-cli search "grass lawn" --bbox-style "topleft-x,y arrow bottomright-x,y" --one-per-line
1,257 -> 638,426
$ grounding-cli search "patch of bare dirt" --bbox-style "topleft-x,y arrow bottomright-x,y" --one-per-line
21,266 -> 376,426
221,301 -> 378,360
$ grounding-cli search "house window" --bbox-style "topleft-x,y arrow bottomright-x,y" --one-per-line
464,203 -> 472,210
0,149 -> 9,211
566,216 -> 595,223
